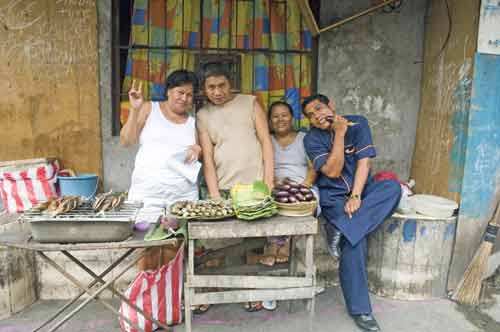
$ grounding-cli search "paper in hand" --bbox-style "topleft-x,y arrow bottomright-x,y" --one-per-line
167,150 -> 202,184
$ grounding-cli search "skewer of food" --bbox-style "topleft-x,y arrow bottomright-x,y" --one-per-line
325,116 -> 358,127
93,191 -> 127,213
32,196 -> 84,216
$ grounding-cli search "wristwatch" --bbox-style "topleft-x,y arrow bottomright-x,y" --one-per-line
349,193 -> 361,200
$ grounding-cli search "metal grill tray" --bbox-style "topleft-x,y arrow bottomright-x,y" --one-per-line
22,201 -> 142,243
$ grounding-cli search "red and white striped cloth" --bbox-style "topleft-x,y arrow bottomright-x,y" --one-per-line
120,243 -> 184,332
0,161 -> 59,213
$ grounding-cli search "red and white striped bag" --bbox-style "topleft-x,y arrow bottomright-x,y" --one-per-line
119,242 -> 184,332
0,161 -> 60,213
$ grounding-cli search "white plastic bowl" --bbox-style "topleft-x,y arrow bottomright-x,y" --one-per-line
408,194 -> 458,218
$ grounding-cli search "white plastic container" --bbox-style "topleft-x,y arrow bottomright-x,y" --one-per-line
409,194 -> 458,218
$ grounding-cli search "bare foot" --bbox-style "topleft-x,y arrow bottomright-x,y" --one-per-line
275,255 -> 288,264
259,255 -> 276,266
276,240 -> 290,264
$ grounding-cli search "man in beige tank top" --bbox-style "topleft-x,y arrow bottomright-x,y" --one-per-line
196,63 -> 274,313
197,63 -> 274,198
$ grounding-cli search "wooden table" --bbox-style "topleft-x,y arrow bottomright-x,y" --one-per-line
0,228 -> 177,332
184,215 -> 318,332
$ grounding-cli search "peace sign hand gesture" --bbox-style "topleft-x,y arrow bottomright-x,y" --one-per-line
128,80 -> 144,111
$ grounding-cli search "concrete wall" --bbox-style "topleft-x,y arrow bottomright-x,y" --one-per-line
317,0 -> 426,180
98,1 -> 137,192
0,0 -> 102,176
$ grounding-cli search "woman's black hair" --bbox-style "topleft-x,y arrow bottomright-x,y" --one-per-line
166,69 -> 199,93
268,100 -> 294,122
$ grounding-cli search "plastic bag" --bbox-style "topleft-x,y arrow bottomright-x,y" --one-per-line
0,161 -> 60,213
119,242 -> 184,332
373,171 -> 415,214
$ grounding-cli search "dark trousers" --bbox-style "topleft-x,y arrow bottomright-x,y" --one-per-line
322,179 -> 401,315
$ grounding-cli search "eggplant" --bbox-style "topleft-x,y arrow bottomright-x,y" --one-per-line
279,184 -> 291,191
304,193 -> 314,201
295,193 -> 306,201
274,191 -> 290,198
288,182 -> 300,189
289,187 -> 299,194
288,196 -> 298,203
299,187 -> 312,195
277,196 -> 289,203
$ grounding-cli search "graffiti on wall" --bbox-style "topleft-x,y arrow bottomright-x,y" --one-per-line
0,0 -> 101,174
0,0 -> 97,87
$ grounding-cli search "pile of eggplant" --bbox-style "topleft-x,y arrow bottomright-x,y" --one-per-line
272,180 -> 316,204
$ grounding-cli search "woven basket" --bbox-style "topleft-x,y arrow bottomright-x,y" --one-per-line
275,200 -> 318,217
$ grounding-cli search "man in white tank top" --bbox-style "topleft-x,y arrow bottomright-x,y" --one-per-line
120,70 -> 201,270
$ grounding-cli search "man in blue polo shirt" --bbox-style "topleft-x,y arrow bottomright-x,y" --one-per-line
302,94 -> 401,332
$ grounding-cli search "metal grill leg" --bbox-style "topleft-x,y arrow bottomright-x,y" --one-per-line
32,248 -> 134,332
37,248 -> 151,332
61,250 -> 170,331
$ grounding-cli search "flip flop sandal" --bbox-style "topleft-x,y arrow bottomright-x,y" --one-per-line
262,300 -> 277,311
243,301 -> 263,312
193,304 -> 210,315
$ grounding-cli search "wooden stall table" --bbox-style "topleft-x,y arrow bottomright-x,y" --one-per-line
184,215 -> 318,332
0,228 -> 178,332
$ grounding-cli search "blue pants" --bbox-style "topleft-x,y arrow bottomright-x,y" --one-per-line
322,179 -> 401,315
